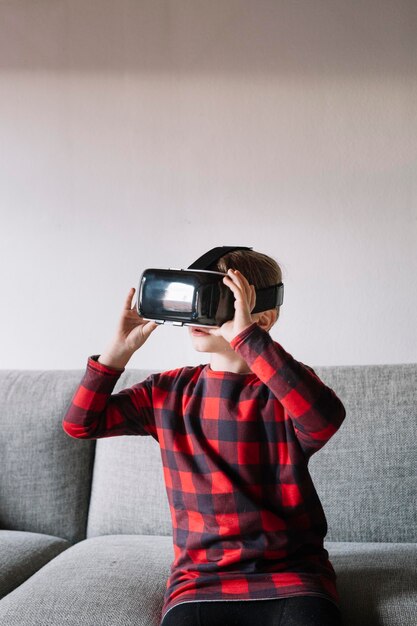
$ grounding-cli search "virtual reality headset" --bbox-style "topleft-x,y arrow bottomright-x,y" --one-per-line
137,246 -> 284,328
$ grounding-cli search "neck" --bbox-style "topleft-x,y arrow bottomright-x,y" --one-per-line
209,349 -> 252,374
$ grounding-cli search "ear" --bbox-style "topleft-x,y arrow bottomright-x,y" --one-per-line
251,309 -> 278,332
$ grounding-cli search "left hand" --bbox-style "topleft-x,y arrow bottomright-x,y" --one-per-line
210,269 -> 257,343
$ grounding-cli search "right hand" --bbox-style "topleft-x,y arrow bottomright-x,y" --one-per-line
110,287 -> 159,354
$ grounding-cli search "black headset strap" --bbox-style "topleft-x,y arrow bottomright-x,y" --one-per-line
187,246 -> 284,310
252,283 -> 284,312
187,246 -> 253,270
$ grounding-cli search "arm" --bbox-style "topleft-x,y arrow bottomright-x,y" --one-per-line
62,286 -> 159,440
230,323 -> 346,458
62,354 -> 157,440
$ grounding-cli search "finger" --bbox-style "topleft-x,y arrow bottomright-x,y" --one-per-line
223,275 -> 240,296
124,287 -> 135,310
229,269 -> 250,287
223,275 -> 248,309
242,276 -> 254,304
227,270 -> 252,303
226,268 -> 243,285
238,272 -> 252,301
225,270 -> 245,290
140,321 -> 158,340
226,270 -> 252,303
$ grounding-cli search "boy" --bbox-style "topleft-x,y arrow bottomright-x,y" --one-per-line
62,248 -> 345,626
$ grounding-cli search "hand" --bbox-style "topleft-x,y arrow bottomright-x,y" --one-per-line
211,269 -> 257,343
108,287 -> 159,355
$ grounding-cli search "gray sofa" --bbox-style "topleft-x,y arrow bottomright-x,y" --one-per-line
0,361 -> 416,625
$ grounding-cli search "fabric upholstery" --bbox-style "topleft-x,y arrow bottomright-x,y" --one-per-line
0,370 -> 96,544
0,530 -> 70,599
86,435 -> 171,538
86,367 -> 169,538
309,363 -> 417,543
0,534 -> 173,626
329,541 -> 417,625
0,538 -> 415,626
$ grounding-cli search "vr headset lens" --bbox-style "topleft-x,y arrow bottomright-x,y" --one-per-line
144,274 -> 195,314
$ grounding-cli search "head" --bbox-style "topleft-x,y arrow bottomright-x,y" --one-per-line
188,248 -> 283,356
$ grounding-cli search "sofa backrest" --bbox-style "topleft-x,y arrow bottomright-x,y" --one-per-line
85,369 -> 172,540
86,362 -> 417,543
310,362 -> 416,542
0,369 -> 96,545
1,362 -> 416,545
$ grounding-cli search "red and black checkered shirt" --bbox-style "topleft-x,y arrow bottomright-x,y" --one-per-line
62,322 -> 346,623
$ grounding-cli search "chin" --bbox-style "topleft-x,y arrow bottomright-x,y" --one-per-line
191,345 -> 209,353
189,337 -> 212,352
190,334 -> 229,353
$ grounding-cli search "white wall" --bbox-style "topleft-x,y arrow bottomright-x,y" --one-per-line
0,0 -> 416,371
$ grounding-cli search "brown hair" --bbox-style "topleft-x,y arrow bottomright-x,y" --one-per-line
215,249 -> 283,322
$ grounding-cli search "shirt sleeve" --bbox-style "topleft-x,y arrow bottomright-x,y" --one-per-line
230,323 -> 346,458
61,354 -> 157,441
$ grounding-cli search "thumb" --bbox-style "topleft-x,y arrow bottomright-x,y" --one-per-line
141,320 -> 159,338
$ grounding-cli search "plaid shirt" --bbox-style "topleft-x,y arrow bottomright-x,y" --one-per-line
62,322 -> 346,623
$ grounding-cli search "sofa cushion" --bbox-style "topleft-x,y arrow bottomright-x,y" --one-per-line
0,530 -> 70,599
0,370 -> 97,544
0,538 -> 415,626
0,534 -> 173,626
327,540 -> 417,626
309,363 -> 417,542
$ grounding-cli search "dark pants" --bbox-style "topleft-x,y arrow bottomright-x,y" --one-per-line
161,596 -> 343,626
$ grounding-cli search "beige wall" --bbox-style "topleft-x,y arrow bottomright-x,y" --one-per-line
0,0 -> 416,370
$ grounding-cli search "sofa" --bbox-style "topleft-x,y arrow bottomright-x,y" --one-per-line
0,360 -> 416,626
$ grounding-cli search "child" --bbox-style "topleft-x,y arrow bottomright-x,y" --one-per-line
62,248 -> 345,626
